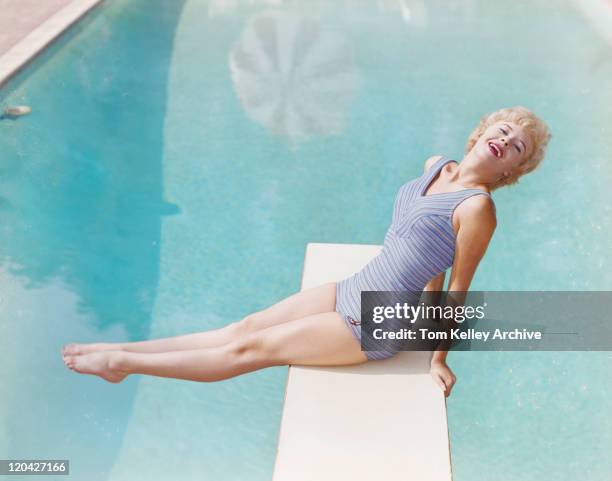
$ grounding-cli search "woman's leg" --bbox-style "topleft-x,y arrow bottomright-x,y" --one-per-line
62,282 -> 337,356
63,311 -> 368,383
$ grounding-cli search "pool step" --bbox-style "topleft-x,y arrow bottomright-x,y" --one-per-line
272,242 -> 453,481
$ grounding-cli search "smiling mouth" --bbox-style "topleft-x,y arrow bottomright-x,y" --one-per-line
488,142 -> 503,158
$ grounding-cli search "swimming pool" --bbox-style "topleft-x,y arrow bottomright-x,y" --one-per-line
1,0 -> 611,480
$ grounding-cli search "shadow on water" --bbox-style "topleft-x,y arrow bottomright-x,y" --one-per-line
0,1 -> 186,480
0,0 -> 186,341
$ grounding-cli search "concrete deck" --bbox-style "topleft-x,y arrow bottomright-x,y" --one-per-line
0,0 -> 102,87
273,243 -> 453,481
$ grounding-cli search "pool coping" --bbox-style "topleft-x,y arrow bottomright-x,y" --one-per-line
0,0 -> 103,88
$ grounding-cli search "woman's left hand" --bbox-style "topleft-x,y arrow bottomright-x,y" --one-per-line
430,361 -> 457,398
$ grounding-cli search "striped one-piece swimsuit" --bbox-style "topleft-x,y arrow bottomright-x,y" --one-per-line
335,155 -> 495,361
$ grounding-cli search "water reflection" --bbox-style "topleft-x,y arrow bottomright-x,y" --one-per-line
0,0 -> 186,338
208,0 -> 284,17
0,265 -> 135,472
0,1 -> 187,478
210,0 -> 431,25
377,0 -> 429,26
229,10 -> 361,144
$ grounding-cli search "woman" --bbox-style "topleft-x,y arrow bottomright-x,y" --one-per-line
62,106 -> 551,397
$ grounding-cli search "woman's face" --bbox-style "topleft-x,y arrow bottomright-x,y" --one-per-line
473,121 -> 531,178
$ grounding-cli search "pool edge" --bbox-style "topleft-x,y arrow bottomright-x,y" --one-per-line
0,0 -> 104,88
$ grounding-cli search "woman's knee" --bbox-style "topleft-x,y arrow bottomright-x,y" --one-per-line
231,313 -> 262,338
224,334 -> 284,368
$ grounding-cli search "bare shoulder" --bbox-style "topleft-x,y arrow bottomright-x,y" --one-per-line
423,155 -> 443,173
455,194 -> 497,233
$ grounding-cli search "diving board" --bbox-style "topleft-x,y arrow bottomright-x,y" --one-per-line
272,242 -> 453,481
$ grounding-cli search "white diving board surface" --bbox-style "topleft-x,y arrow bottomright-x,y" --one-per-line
272,242 -> 453,481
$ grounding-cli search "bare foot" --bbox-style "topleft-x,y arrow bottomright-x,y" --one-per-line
64,351 -> 128,384
62,342 -> 118,357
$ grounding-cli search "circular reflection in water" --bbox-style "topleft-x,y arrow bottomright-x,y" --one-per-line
229,10 -> 361,144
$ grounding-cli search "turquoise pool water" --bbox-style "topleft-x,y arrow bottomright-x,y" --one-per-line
1,0 -> 611,480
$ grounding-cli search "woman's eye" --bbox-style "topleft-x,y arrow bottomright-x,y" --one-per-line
514,145 -> 521,153
499,128 -> 508,135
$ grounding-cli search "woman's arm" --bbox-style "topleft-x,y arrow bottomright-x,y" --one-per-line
429,194 -> 497,396
423,271 -> 446,359
424,271 -> 446,292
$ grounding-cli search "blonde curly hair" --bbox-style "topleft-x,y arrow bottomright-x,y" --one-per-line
465,106 -> 552,191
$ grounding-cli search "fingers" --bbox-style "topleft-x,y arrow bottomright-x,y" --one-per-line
441,372 -> 457,397
431,372 -> 447,395
431,371 -> 457,397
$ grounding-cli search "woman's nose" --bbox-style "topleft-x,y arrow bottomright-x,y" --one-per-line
500,137 -> 509,147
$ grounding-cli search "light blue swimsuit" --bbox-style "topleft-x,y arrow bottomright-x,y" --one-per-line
335,156 -> 495,360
